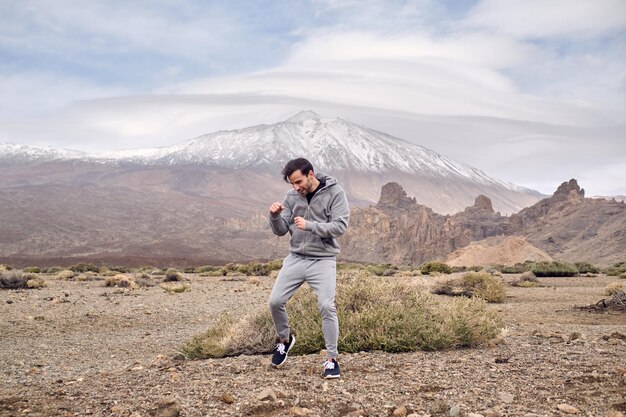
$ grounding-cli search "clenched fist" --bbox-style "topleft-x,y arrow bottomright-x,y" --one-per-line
269,202 -> 284,215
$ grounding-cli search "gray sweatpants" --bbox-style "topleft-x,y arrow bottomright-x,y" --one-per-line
268,253 -> 339,359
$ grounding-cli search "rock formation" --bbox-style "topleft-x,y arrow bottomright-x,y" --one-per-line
340,179 -> 626,266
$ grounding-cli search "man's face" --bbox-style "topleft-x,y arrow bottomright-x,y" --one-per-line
288,169 -> 314,197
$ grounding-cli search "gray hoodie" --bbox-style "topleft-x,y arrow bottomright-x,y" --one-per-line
269,172 -> 349,258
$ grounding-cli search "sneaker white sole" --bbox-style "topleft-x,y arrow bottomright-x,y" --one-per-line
324,374 -> 340,379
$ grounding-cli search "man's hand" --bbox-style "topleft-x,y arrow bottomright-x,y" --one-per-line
269,202 -> 284,215
294,216 -> 307,230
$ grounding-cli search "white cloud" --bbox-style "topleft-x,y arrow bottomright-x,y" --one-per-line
466,0 -> 626,38
1,0 -> 625,196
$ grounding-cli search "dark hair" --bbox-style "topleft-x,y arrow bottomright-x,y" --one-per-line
282,158 -> 314,182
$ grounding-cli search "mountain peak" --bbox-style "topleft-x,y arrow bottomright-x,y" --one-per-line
286,110 -> 322,123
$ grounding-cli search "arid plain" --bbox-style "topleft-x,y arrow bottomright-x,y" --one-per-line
1,271 -> 624,417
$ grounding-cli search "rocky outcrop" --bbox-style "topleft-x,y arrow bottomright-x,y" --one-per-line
340,179 -> 626,266
341,186 -> 509,264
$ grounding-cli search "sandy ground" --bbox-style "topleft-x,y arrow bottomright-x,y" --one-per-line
0,273 -> 625,417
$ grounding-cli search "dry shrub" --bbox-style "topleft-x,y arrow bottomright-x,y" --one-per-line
98,267 -> 118,277
579,291 -> 626,312
182,271 -> 504,359
433,272 -> 506,303
134,272 -> 155,287
104,274 -> 137,289
27,275 -> 46,289
164,268 -> 183,282
0,264 -> 9,272
511,271 -> 541,288
606,282 -> 625,296
77,272 -> 100,281
420,262 -> 452,275
0,271 -> 44,290
248,276 -> 261,286
56,269 -> 76,280
161,282 -> 190,293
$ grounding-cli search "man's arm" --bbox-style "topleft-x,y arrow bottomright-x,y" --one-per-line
303,189 -> 349,238
269,198 -> 291,236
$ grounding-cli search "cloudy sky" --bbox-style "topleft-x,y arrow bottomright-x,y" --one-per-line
1,0 -> 625,195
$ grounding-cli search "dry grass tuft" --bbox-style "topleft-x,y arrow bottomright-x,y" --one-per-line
433,272 -> 506,303
0,271 -> 45,290
161,282 -> 190,293
56,270 -> 76,280
26,275 -> 46,289
605,282 -> 625,296
511,271 -> 541,288
182,271 -> 504,359
164,268 -> 183,282
104,274 -> 138,289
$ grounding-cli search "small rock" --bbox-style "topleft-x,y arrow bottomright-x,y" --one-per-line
220,392 -> 234,404
468,413 -> 485,417
557,404 -> 579,414
172,353 -> 186,361
569,332 -> 581,341
156,398 -> 181,417
485,411 -> 501,417
498,392 -> 514,404
605,411 -> 625,417
152,354 -> 170,368
393,405 -> 407,416
289,407 -> 312,416
449,404 -> 461,417
6,300 -> 13,304
257,388 -> 277,402
430,399 -> 448,414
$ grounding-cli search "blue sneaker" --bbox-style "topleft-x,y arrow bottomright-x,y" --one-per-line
322,358 -> 340,379
271,334 -> 295,367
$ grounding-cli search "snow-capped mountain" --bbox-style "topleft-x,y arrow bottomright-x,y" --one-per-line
106,110 -> 524,191
1,111 -> 528,193
0,111 -> 544,214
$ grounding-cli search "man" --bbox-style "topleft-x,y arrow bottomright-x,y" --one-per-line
268,158 -> 349,379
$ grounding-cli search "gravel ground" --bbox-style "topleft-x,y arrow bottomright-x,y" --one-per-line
1,273 -> 625,417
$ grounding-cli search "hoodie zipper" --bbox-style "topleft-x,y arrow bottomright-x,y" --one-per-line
301,181 -> 326,255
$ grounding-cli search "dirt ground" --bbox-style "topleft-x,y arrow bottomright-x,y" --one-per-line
0,272 -> 624,417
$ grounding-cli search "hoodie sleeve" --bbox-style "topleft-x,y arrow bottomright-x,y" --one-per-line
269,196 -> 291,236
304,187 -> 349,238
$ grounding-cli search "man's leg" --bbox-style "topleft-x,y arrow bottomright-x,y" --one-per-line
305,258 -> 339,360
269,254 -> 306,342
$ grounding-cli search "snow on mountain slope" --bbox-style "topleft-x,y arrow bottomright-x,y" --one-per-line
0,142 -> 86,163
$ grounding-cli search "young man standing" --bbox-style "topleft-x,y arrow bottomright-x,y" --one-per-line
268,158 -> 350,379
